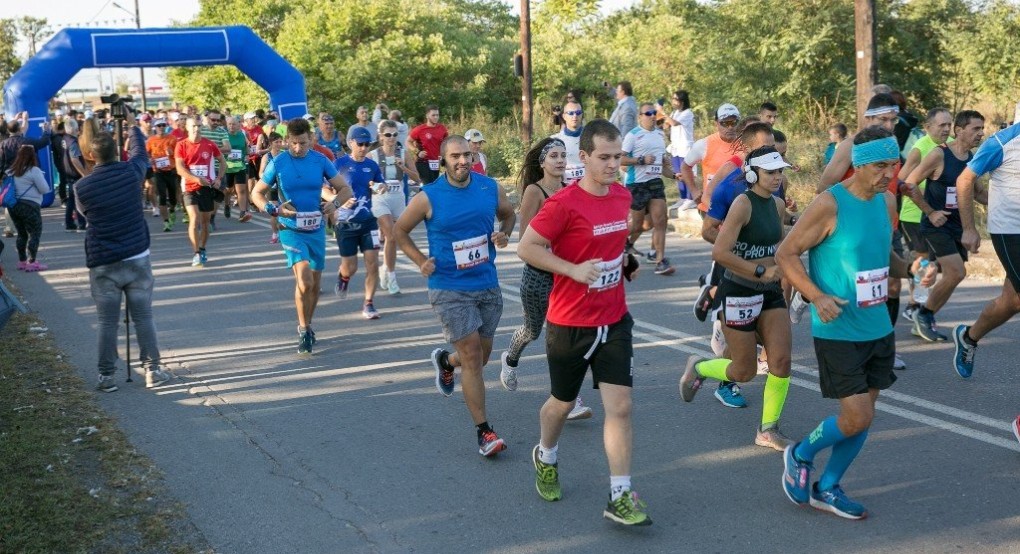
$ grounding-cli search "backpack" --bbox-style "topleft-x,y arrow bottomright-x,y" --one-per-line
0,171 -> 21,208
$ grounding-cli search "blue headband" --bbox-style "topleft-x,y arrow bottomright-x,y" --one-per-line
851,137 -> 899,167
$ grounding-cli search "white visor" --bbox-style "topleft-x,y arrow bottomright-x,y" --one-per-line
748,151 -> 791,171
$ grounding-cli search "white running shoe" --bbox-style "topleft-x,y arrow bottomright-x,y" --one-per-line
499,351 -> 518,391
711,319 -> 727,357
567,397 -> 593,420
678,199 -> 698,211
387,273 -> 400,295
893,354 -> 907,370
378,267 -> 389,290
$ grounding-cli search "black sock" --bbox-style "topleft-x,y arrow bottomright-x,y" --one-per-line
886,298 -> 900,326
476,422 -> 492,437
919,306 -> 933,317
440,351 -> 454,371
963,329 -> 978,346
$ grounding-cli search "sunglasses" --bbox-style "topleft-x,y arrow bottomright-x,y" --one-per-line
380,132 -> 398,138
641,110 -> 657,117
355,141 -> 371,147
719,119 -> 738,128
564,110 -> 583,116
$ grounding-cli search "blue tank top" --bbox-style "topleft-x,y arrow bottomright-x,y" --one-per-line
425,174 -> 500,291
809,184 -> 893,341
921,144 -> 971,236
316,131 -> 343,158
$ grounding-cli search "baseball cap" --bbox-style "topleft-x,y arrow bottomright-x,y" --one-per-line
243,111 -> 257,120
349,126 -> 372,143
302,113 -> 314,121
139,113 -> 153,122
464,129 -> 485,143
153,118 -> 168,126
748,150 -> 791,171
716,103 -> 740,120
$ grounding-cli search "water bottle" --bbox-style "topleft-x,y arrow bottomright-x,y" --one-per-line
912,260 -> 930,304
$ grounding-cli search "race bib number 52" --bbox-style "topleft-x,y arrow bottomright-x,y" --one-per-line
725,295 -> 764,326
453,234 -> 489,269
855,267 -> 889,308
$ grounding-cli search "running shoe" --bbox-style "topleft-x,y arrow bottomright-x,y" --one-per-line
16,260 -> 28,271
387,274 -> 400,295
199,250 -> 208,265
378,269 -> 389,291
782,443 -> 811,505
893,354 -> 907,370
182,213 -> 189,225
603,491 -> 652,526
566,397 -> 593,420
1012,415 -> 1020,446
952,325 -> 976,379
714,382 -> 747,408
693,283 -> 712,322
431,348 -> 455,397
169,211 -> 177,226
224,205 -> 231,219
912,310 -> 947,342
270,232 -> 279,244
654,258 -> 676,275
334,278 -> 349,299
478,429 -> 506,457
163,221 -> 172,232
362,302 -> 380,320
755,424 -> 792,451
239,211 -> 253,223
95,374 -> 119,393
297,328 -> 314,357
809,483 -> 868,520
757,352 -> 769,375
151,206 -> 160,217
789,290 -> 809,324
679,355 -> 706,402
191,253 -> 203,267
499,351 -> 518,392
645,249 -> 658,264
209,219 -> 217,232
902,304 -> 918,322
145,369 -> 172,389
532,445 -> 561,501
710,319 -> 727,357
678,198 -> 698,211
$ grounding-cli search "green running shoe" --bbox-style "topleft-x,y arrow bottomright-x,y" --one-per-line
532,445 -> 561,502
603,490 -> 652,526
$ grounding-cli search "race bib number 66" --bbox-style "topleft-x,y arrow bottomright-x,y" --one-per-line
453,234 -> 489,269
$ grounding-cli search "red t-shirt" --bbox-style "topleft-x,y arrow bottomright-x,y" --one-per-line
170,128 -> 187,142
174,138 -> 221,192
408,123 -> 448,160
312,143 -> 335,162
528,182 -> 632,327
244,126 -> 264,162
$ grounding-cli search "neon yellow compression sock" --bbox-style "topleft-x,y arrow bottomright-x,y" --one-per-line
696,358 -> 731,382
761,373 -> 790,427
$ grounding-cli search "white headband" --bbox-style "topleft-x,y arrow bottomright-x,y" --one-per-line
864,105 -> 900,117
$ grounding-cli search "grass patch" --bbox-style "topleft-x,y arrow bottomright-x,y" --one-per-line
0,278 -> 210,554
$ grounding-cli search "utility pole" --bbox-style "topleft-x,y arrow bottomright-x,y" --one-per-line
854,0 -> 877,123
519,0 -> 533,145
134,0 -> 147,111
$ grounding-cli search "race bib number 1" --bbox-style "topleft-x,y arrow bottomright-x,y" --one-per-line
428,159 -> 440,171
453,234 -> 489,269
295,211 -> 322,231
589,254 -> 624,292
946,186 -> 957,209
725,295 -> 764,326
855,267 -> 889,308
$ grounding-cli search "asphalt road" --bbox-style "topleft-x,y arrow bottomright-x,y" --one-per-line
7,207 -> 1020,553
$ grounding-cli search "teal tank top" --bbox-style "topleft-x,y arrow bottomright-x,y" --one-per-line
809,184 -> 894,341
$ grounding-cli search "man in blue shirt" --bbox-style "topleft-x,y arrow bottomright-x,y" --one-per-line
333,126 -> 385,319
251,118 -> 353,356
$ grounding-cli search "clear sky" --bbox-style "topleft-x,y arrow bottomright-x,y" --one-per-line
9,0 -> 634,93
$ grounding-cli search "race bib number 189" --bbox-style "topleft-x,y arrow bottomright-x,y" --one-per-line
564,166 -> 585,180
453,234 -> 489,269
855,267 -> 889,308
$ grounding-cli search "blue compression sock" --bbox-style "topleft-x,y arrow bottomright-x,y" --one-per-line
794,415 -> 846,463
818,429 -> 869,491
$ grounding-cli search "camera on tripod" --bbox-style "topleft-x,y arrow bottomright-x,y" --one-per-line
100,94 -> 135,120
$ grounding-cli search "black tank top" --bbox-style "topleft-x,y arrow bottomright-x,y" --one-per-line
921,144 -> 971,235
732,190 -> 781,260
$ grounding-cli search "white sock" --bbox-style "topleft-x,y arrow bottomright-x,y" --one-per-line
538,443 -> 558,464
388,271 -> 397,280
610,475 -> 631,500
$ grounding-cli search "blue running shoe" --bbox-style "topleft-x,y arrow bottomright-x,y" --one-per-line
297,328 -> 313,357
913,309 -> 946,342
199,250 -> 208,265
334,278 -> 349,299
431,348 -> 455,397
952,324 -> 977,379
714,382 -> 747,408
809,483 -> 868,520
782,444 -> 811,505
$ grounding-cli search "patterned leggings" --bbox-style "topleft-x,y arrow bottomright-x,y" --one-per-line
9,201 -> 43,262
506,264 -> 554,365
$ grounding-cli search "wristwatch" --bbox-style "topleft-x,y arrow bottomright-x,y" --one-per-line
754,264 -> 766,278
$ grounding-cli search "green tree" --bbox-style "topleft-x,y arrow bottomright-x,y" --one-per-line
16,16 -> 50,57
0,19 -> 22,83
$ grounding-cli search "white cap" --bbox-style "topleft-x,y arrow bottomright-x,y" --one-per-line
302,113 -> 314,121
748,151 -> 791,171
716,103 -> 740,120
84,109 -> 94,119
169,112 -> 180,121
464,128 -> 485,142
243,111 -> 257,120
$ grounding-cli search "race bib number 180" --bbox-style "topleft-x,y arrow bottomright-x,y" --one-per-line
589,254 -> 624,292
295,211 -> 322,231
855,267 -> 889,308
453,234 -> 489,269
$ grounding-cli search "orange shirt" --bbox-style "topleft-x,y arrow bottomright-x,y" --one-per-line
146,135 -> 177,172
697,133 -> 744,212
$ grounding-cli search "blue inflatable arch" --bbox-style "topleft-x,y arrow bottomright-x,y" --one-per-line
2,26 -> 307,203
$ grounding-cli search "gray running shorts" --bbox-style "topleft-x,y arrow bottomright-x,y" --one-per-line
428,287 -> 503,343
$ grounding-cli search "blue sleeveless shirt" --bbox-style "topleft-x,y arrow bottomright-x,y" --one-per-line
424,174 -> 500,291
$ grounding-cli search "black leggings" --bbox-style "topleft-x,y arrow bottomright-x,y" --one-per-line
9,201 -> 43,262
506,264 -> 554,365
153,171 -> 179,208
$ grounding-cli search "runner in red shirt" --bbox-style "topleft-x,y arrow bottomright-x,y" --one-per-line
518,119 -> 651,527
175,117 -> 227,267
243,112 -> 266,196
408,105 -> 448,185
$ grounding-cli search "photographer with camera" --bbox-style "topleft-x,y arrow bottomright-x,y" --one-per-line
74,108 -> 172,392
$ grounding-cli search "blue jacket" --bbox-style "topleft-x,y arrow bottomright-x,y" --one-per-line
74,125 -> 150,268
